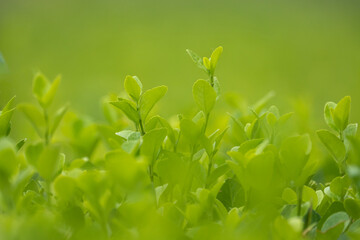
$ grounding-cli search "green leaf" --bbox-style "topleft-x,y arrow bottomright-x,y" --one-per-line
25,142 -> 44,166
0,138 -> 18,179
333,96 -> 351,131
50,104 -> 69,137
246,151 -> 274,190
324,102 -> 337,130
344,123 -> 358,150
139,85 -> 167,122
344,198 -> 360,220
203,57 -> 210,70
186,49 -> 208,73
0,107 -> 15,137
42,75 -> 61,108
282,187 -> 297,204
279,134 -> 312,184
316,129 -> 346,163
16,138 -> 27,152
253,91 -> 275,114
145,115 -> 176,144
344,123 -> 358,138
156,151 -> 187,186
321,211 -> 348,232
18,103 -> 45,137
302,185 -> 318,207
210,46 -> 223,73
110,98 -> 139,124
0,96 -> 16,137
141,128 -> 167,164
124,75 -> 142,102
53,175 -> 77,201
1,95 -> 16,113
33,72 -> 49,100
115,130 -> 140,140
217,178 -> 244,210
37,144 -> 61,181
330,176 -> 349,199
193,79 -> 216,115
180,118 -> 202,146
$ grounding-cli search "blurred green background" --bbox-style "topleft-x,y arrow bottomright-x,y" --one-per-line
1,0 -> 360,127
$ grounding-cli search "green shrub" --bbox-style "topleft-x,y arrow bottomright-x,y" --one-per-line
0,47 -> 359,240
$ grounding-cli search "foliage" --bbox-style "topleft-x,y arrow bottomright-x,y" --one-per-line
0,47 -> 359,240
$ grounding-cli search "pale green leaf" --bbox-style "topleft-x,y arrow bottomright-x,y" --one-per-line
317,129 -> 346,163
50,104 -> 69,136
18,103 -> 45,137
139,85 -> 167,122
333,96 -> 351,131
193,79 -> 216,114
324,102 -> 337,130
186,49 -> 208,73
41,75 -> 61,108
210,46 -> 223,73
124,75 -> 142,102
110,98 -> 139,124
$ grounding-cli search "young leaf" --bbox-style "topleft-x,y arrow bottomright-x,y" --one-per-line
253,91 -> 275,114
18,103 -> 45,137
210,46 -> 223,73
115,130 -> 140,140
0,98 -> 15,137
180,118 -> 202,146
1,95 -> 16,113
50,104 -> 69,137
0,138 -> 18,179
141,128 -> 167,164
333,96 -> 351,131
110,98 -> 139,124
186,49 -> 208,73
37,144 -> 61,181
145,115 -> 176,144
203,57 -> 211,70
316,129 -> 346,163
324,102 -> 337,130
124,75 -> 142,102
139,85 -> 167,122
193,79 -> 216,115
33,72 -> 48,101
279,134 -> 312,184
41,75 -> 61,108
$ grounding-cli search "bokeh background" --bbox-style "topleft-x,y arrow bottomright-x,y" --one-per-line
1,0 -> 360,133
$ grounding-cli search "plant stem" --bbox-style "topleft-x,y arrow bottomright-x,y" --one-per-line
148,164 -> 154,183
203,112 -> 210,134
297,186 -> 303,217
43,108 -> 50,145
139,118 -> 145,135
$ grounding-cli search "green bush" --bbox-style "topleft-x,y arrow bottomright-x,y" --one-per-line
0,47 -> 359,240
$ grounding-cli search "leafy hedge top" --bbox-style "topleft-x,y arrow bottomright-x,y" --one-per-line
0,47 -> 359,240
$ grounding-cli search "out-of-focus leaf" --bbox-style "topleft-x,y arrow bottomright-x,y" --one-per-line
141,128 -> 167,164
193,79 -> 216,115
344,198 -> 360,220
18,103 -> 45,136
317,129 -> 346,163
50,104 -> 69,136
